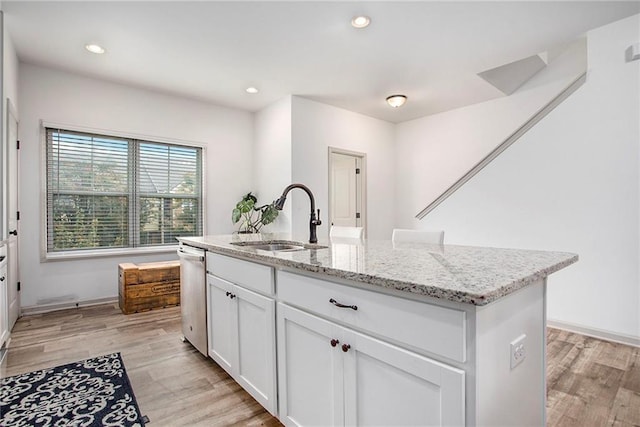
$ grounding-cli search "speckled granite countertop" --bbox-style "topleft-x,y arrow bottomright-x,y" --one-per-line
178,233 -> 578,306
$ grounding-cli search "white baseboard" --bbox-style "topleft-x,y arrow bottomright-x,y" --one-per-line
21,297 -> 118,316
547,318 -> 640,348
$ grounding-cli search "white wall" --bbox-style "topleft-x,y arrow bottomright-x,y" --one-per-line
2,20 -> 17,111
290,96 -> 396,240
253,96 -> 292,233
399,15 -> 640,340
395,39 -> 586,223
18,63 -> 254,308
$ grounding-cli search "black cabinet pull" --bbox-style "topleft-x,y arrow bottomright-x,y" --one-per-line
225,291 -> 231,297
230,294 -> 236,299
0,276 -> 5,282
330,339 -> 339,347
342,343 -> 351,353
9,230 -> 17,236
329,298 -> 358,311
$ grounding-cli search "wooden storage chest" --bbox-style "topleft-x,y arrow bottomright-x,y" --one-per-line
118,261 -> 181,314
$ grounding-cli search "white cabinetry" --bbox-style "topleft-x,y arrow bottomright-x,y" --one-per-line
277,270 -> 466,362
277,282 -> 465,427
0,246 -> 8,349
343,327 -> 464,426
199,249 -> 547,427
206,253 -> 277,415
207,275 -> 236,372
277,304 -> 344,426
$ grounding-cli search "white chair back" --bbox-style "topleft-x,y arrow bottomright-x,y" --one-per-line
330,226 -> 364,240
391,229 -> 444,245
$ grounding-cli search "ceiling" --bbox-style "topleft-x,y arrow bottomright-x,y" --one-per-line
3,1 -> 639,123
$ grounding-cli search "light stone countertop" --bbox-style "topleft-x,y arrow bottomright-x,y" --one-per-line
178,233 -> 578,306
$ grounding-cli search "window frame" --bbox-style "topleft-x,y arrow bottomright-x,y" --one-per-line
40,121 -> 207,261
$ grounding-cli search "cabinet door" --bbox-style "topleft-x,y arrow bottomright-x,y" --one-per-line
343,330 -> 465,427
207,275 -> 237,374
278,303 -> 344,427
235,285 -> 277,415
0,264 -> 8,348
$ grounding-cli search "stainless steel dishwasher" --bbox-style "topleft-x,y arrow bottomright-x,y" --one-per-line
177,242 -> 207,356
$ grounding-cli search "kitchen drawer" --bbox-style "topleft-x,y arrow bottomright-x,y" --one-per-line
278,270 -> 466,363
206,252 -> 274,296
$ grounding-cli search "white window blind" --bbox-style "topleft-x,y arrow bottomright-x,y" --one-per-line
46,128 -> 202,252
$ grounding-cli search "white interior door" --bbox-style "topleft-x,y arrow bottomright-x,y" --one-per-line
329,149 -> 365,231
6,100 -> 19,329
331,153 -> 356,227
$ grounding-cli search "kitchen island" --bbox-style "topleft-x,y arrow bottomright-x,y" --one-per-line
179,233 -> 577,426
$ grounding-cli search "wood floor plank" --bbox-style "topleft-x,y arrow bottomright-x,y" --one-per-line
621,348 -> 640,392
594,340 -> 633,371
608,387 -> 640,425
546,328 -> 640,427
1,304 -> 283,426
3,305 -> 639,426
547,338 -> 578,388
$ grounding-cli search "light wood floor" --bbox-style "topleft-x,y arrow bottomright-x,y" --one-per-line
1,304 -> 281,426
1,303 -> 639,426
546,328 -> 640,427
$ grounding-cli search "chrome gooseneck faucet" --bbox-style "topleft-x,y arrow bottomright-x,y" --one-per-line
274,183 -> 322,244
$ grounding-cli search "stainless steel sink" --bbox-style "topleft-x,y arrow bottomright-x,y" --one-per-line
231,240 -> 327,252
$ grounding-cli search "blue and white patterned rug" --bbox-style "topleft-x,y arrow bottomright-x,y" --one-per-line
0,352 -> 146,426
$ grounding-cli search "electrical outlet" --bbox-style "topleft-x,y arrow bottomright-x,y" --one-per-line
510,334 -> 527,369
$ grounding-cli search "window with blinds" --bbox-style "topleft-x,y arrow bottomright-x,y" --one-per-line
46,128 -> 203,252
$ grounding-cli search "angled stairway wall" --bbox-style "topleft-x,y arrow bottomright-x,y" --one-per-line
396,15 -> 640,343
395,38 -> 587,224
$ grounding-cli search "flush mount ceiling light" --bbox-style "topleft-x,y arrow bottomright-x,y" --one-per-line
246,87 -> 259,94
351,15 -> 371,29
386,94 -> 407,108
84,44 -> 106,54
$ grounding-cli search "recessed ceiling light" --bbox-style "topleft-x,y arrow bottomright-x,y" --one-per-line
351,15 -> 371,29
246,87 -> 259,94
85,44 -> 106,54
386,95 -> 407,108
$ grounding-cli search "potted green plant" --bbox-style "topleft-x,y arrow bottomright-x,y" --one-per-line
232,192 -> 279,233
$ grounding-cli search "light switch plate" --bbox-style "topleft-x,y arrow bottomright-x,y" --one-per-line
510,334 -> 527,369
